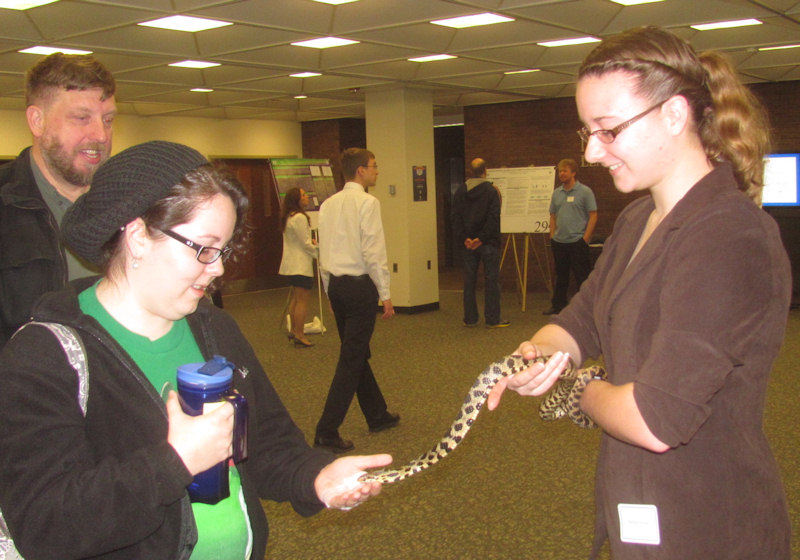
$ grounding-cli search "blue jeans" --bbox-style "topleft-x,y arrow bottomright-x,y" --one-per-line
462,243 -> 501,325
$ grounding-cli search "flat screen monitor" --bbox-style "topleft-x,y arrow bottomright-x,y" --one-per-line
762,153 -> 800,206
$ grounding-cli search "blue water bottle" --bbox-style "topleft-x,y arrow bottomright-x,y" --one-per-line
176,355 -> 248,505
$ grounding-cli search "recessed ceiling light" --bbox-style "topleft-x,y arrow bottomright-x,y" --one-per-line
312,0 -> 358,4
294,95 -> 308,99
431,13 -> 514,29
691,19 -> 761,31
504,69 -> 540,75
169,60 -> 220,69
538,37 -> 601,48
609,0 -> 664,5
0,0 -> 58,9
190,88 -> 213,92
19,46 -> 92,55
758,44 -> 800,51
139,15 -> 232,32
408,54 -> 457,63
290,72 -> 322,78
291,37 -> 359,49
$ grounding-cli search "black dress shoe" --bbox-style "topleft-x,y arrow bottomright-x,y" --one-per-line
542,307 -> 561,315
314,436 -> 354,453
369,412 -> 400,433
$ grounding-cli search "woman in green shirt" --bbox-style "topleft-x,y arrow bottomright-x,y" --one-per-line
0,141 -> 390,559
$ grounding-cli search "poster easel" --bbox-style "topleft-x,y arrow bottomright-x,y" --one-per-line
488,165 -> 556,311
499,233 -> 553,312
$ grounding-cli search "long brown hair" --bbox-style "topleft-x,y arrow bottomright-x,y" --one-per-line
578,26 -> 770,201
280,187 -> 310,232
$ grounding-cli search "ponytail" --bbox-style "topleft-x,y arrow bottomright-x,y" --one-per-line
699,51 -> 770,202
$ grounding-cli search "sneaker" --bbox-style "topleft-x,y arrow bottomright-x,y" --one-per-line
486,320 -> 510,328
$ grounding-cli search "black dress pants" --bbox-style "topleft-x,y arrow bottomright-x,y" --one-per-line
551,239 -> 591,311
315,274 -> 389,439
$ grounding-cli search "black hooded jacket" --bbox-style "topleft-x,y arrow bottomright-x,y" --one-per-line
451,179 -> 501,248
0,277 -> 333,559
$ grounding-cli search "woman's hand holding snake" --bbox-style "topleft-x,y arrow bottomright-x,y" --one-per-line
487,349 -> 571,410
315,453 -> 392,510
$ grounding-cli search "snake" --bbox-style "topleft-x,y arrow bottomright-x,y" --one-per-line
359,354 -> 604,486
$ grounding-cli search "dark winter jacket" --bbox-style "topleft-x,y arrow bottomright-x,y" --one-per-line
451,179 -> 501,247
0,147 -> 68,347
0,277 -> 334,560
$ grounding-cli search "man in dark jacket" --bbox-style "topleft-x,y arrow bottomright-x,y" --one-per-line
451,158 -> 508,328
0,52 -> 116,347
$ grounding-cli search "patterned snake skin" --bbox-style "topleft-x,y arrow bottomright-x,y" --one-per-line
360,354 -> 604,485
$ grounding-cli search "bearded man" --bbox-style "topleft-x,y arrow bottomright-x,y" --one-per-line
0,52 -> 116,347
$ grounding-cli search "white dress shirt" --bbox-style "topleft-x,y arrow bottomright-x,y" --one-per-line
278,212 -> 318,277
318,182 -> 391,301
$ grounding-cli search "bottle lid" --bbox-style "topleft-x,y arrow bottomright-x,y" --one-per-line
176,355 -> 235,389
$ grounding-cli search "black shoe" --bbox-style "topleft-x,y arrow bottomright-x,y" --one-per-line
542,307 -> 560,316
486,320 -> 510,328
314,436 -> 354,453
369,412 -> 400,433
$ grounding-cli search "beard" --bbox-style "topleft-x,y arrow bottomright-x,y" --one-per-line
41,136 -> 107,187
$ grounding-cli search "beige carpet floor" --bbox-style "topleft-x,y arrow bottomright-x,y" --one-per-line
221,275 -> 799,559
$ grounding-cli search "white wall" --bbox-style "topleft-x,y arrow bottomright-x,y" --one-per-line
0,109 -> 303,160
366,88 -> 439,308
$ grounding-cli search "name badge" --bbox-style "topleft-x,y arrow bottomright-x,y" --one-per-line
617,503 -> 660,546
567,196 -> 575,202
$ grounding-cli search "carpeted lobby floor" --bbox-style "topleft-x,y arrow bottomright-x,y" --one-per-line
221,271 -> 799,559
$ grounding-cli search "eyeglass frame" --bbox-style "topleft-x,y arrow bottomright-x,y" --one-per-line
160,229 -> 232,264
577,99 -> 667,145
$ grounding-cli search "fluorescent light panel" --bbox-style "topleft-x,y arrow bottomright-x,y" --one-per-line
691,19 -> 761,31
538,36 -> 600,47
291,37 -> 359,49
290,72 -> 322,78
169,60 -> 220,69
758,44 -> 800,51
294,95 -> 308,99
19,46 -> 92,55
190,88 -> 213,92
504,69 -> 539,75
139,15 -> 232,32
0,0 -> 58,8
312,0 -> 358,4
431,13 -> 514,29
609,0 -> 664,5
409,54 -> 456,62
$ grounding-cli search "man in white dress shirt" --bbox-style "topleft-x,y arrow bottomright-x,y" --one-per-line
314,148 -> 399,453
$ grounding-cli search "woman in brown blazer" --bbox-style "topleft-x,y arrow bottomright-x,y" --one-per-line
489,26 -> 791,559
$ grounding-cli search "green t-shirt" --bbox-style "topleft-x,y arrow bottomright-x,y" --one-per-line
79,282 -> 252,559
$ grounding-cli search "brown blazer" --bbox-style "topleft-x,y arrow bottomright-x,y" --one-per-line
556,163 -> 791,559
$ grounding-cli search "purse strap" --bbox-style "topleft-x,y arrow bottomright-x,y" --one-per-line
0,321 -> 88,559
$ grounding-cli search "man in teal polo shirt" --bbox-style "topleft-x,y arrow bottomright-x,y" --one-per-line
545,158 -> 598,315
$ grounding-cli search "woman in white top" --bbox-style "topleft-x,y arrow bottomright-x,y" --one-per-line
279,187 -> 318,347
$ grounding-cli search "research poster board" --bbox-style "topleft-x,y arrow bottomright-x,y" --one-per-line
488,166 -> 556,233
269,158 -> 337,211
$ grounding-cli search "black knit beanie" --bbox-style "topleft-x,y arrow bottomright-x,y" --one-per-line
62,140 -> 209,266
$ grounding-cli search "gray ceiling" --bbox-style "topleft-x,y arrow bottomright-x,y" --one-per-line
1,0 -> 799,123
